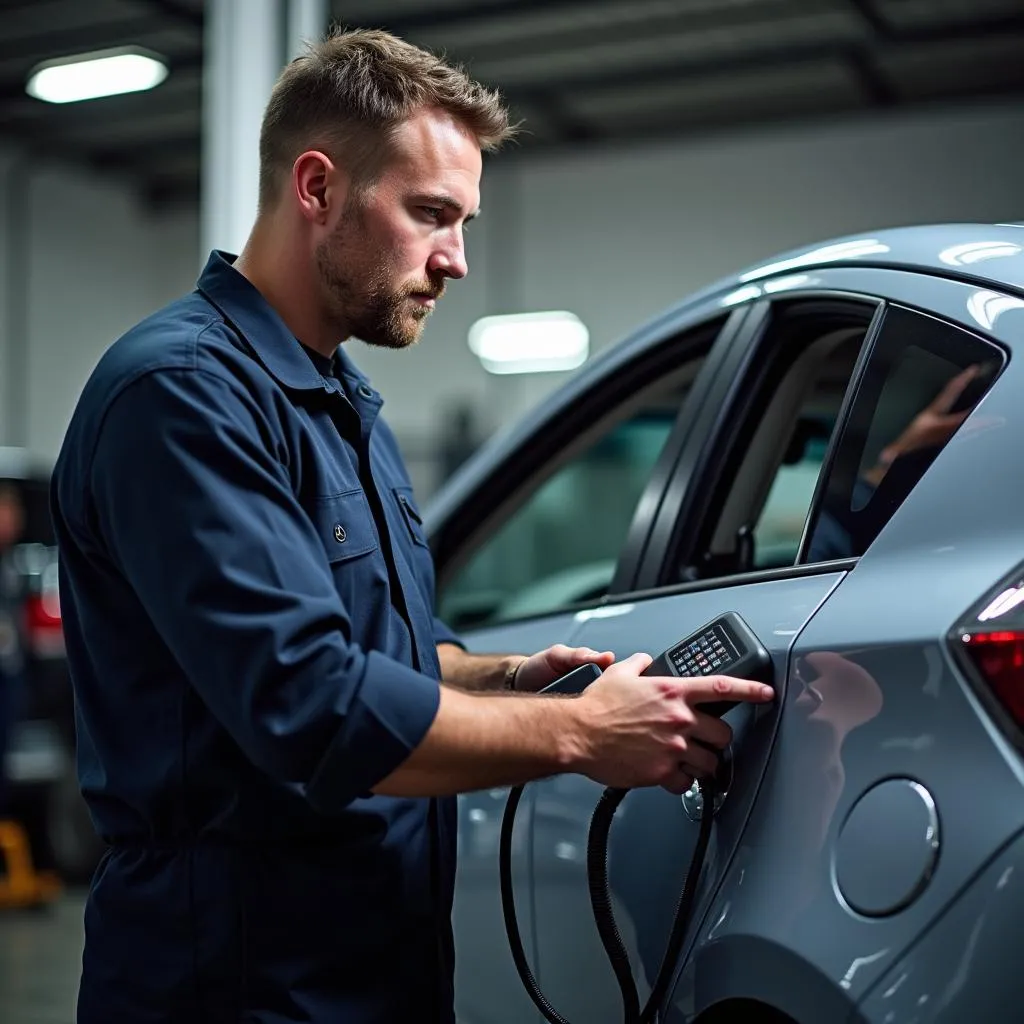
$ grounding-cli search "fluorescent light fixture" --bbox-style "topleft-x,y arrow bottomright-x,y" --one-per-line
26,47 -> 168,104
468,311 -> 589,375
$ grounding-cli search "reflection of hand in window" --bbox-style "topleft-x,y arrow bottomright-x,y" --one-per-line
863,364 -> 979,487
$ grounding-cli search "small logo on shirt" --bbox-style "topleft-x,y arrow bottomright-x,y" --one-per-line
333,524 -> 347,544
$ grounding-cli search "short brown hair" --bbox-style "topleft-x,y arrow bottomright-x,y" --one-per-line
258,27 -> 516,211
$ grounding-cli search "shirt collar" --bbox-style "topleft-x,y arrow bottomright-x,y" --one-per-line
196,250 -> 371,395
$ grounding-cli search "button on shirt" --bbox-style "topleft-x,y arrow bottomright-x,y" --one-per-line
51,251 -> 463,1024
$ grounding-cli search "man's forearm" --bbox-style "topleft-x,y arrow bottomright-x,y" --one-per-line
372,684 -> 586,798
437,642 -> 526,692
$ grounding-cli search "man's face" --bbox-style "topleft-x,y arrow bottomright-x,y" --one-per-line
316,106 -> 482,349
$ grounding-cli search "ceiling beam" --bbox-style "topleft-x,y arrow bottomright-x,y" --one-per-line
844,0 -> 897,106
135,0 -> 203,30
0,17 -> 180,65
846,0 -> 893,39
488,14 -> 1024,99
342,0 -> 596,35
845,49 -> 897,107
514,89 -> 601,144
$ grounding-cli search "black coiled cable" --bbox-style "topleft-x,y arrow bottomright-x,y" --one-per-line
500,776 -> 719,1024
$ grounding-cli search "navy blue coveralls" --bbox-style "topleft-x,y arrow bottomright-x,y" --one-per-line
51,252 -> 463,1023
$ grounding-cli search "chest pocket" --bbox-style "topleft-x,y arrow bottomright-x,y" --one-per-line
312,489 -> 379,562
393,486 -> 430,549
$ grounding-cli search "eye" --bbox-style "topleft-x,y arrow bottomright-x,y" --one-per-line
421,206 -> 443,221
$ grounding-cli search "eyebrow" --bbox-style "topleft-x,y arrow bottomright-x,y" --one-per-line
420,194 -> 480,223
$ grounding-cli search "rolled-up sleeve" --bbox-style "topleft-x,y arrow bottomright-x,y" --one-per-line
88,364 -> 439,812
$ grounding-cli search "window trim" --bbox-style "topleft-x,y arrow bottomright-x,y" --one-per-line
612,557 -> 859,606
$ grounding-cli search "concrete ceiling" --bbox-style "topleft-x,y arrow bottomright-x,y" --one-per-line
0,0 -> 1021,208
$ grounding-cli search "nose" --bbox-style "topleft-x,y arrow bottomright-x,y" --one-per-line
427,230 -> 468,281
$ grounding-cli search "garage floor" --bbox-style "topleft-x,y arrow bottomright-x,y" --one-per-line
0,891 -> 85,1023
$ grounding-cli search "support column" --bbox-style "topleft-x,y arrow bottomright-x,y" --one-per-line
287,0 -> 329,62
201,0 -> 284,261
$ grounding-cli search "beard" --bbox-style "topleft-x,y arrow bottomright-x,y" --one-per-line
315,202 -> 444,351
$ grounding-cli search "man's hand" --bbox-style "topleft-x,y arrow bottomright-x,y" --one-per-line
570,653 -> 775,794
510,643 -> 616,693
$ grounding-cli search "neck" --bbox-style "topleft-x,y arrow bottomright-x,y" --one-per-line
234,218 -> 344,358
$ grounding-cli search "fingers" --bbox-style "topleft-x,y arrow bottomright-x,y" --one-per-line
573,646 -> 616,669
660,768 -> 695,796
679,742 -> 720,779
615,651 -> 654,674
691,711 -> 732,751
680,675 -> 775,707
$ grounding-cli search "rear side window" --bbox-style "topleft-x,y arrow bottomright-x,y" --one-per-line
802,305 -> 1004,563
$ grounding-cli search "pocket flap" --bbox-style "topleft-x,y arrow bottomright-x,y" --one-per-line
393,486 -> 429,548
313,489 -> 379,562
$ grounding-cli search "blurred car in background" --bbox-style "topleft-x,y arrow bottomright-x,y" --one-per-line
1,449 -> 104,883
424,224 -> 1024,1023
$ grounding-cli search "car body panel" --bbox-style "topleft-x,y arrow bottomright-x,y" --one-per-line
854,826 -> 1024,1024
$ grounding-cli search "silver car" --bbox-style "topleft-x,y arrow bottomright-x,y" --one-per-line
425,223 -> 1024,1023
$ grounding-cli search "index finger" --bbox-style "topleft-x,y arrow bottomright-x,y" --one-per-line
679,675 -> 775,705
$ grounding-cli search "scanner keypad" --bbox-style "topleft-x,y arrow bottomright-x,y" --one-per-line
669,624 -> 737,677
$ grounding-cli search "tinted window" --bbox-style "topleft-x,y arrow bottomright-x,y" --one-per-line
438,412 -> 676,631
803,305 -> 1004,562
436,346 -> 710,632
752,421 -> 833,569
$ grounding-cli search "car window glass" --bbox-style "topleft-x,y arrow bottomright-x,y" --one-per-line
803,306 -> 1004,562
752,428 -> 831,568
437,354 -> 707,632
672,304 -> 874,584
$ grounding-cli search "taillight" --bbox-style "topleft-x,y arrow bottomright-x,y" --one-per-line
953,574 -> 1024,729
960,631 -> 1024,723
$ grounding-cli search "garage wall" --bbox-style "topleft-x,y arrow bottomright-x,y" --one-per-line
3,99 -> 1023,472
19,166 -> 199,463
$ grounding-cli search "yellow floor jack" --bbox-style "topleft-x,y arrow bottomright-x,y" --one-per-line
0,819 -> 62,909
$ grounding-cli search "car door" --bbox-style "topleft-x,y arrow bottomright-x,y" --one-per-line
524,294 -> 886,1023
428,304 -> 747,1024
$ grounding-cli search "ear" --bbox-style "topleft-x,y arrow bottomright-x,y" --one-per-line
292,150 -> 347,225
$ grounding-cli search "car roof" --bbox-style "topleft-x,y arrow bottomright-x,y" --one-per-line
585,221 -> 1024,387
703,222 -> 1024,301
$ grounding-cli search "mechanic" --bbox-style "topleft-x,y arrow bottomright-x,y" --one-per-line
50,28 -> 775,1024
